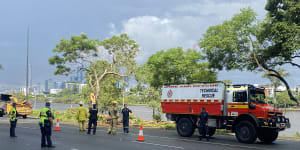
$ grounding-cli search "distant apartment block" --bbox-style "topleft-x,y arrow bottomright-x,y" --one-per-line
65,82 -> 87,93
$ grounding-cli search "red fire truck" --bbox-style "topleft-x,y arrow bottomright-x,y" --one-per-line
161,82 -> 290,144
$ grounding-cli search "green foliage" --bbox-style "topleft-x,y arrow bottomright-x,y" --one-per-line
152,114 -> 162,121
294,132 -> 300,138
99,33 -> 139,74
52,88 -> 85,104
86,60 -> 122,109
49,33 -> 98,76
199,8 -> 258,71
199,5 -> 299,103
145,47 -> 217,88
49,33 -> 140,106
30,108 -> 79,122
260,0 -> 300,63
275,91 -> 297,108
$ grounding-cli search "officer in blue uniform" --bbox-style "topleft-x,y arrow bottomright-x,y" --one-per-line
121,104 -> 132,134
87,104 -> 98,135
39,102 -> 54,148
198,107 -> 209,141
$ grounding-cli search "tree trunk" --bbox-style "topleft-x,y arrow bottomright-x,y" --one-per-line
252,52 -> 298,105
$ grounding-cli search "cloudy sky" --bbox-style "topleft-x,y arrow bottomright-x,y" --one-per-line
0,0 -> 299,89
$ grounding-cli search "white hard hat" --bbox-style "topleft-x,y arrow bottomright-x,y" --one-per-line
79,101 -> 84,105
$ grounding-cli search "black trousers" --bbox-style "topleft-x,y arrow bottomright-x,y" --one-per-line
123,119 -> 129,133
10,121 -> 17,136
87,119 -> 97,134
199,123 -> 209,137
40,124 -> 52,147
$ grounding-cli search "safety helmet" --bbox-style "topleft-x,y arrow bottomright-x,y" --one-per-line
12,103 -> 17,106
112,101 -> 117,104
45,102 -> 51,107
79,101 -> 84,105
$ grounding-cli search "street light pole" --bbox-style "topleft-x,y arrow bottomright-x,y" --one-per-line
26,27 -> 30,102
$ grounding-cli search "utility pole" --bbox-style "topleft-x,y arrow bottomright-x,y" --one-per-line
26,27 -> 30,102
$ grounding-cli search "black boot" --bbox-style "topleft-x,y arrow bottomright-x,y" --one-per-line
198,136 -> 202,141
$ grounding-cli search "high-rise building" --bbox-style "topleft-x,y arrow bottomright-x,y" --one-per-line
44,79 -> 54,92
77,70 -> 85,83
54,81 -> 65,89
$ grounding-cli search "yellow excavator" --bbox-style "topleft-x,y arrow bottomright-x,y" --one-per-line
0,94 -> 32,118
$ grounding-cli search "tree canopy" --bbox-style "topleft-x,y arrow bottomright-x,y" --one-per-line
49,33 -> 139,105
199,5 -> 299,104
145,47 -> 217,88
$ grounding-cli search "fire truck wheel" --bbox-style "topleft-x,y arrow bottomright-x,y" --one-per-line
176,118 -> 195,137
22,115 -> 27,119
257,128 -> 278,144
235,121 -> 257,144
209,127 -> 216,137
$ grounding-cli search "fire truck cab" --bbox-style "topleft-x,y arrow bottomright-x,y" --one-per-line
161,82 -> 290,144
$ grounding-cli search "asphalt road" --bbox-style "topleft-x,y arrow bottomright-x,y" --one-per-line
0,117 -> 299,150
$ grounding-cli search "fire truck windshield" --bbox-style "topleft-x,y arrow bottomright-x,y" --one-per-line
250,89 -> 266,104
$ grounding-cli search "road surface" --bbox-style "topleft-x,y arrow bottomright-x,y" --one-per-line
0,117 -> 299,150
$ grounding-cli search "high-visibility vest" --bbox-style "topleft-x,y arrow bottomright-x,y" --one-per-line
10,108 -> 16,121
40,107 -> 50,126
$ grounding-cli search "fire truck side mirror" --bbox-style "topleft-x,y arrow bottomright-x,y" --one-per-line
249,103 -> 256,109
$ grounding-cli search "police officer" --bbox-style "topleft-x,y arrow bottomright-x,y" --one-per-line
197,107 -> 209,141
107,101 -> 118,135
39,102 -> 54,148
121,104 -> 132,134
87,104 -> 98,135
76,101 -> 88,131
9,103 -> 18,137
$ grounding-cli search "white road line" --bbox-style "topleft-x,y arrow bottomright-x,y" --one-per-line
131,141 -> 184,149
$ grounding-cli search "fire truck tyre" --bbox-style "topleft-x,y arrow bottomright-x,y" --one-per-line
22,115 -> 27,119
209,127 -> 216,137
257,128 -> 278,144
0,110 -> 3,117
176,118 -> 195,137
235,121 -> 257,144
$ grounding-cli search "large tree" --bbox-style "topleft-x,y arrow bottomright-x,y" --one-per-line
86,60 -> 121,108
145,47 -> 217,88
199,6 -> 299,104
49,33 -> 139,104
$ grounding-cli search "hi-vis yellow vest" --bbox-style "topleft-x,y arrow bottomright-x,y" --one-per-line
40,107 -> 50,126
9,108 -> 16,121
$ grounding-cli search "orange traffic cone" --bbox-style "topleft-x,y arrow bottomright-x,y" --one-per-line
55,119 -> 60,131
136,125 -> 144,142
